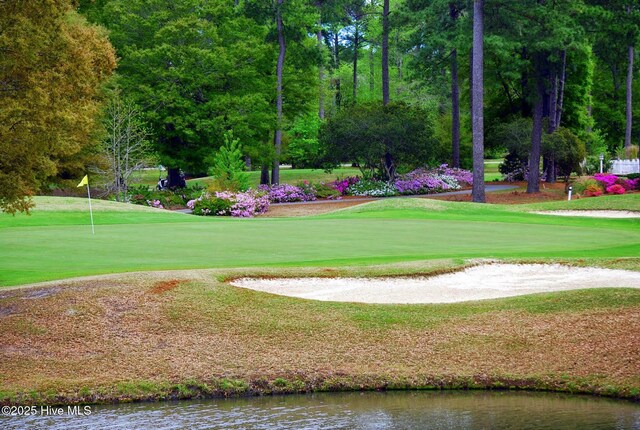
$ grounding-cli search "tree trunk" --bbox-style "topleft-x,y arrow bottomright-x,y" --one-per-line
260,164 -> 270,185
626,43 -> 634,148
272,0 -> 286,185
353,19 -> 359,103
471,0 -> 485,203
395,30 -> 403,96
318,27 -> 325,119
549,74 -> 558,133
369,45 -> 375,95
528,59 -> 545,194
334,33 -> 341,109
167,167 -> 184,189
382,0 -> 390,106
556,49 -> 566,127
451,48 -> 460,168
587,92 -> 593,133
546,72 -> 558,184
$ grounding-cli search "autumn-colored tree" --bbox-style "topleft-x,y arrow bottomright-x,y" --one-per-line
0,1 -> 116,213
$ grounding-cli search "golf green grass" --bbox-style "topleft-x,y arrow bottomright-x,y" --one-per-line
1,195 -> 638,287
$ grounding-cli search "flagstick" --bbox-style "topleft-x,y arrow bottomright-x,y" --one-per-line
86,183 -> 95,235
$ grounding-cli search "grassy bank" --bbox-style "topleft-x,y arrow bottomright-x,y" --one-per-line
1,263 -> 639,405
0,195 -> 638,286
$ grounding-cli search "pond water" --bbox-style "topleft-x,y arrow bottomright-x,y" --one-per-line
2,391 -> 639,430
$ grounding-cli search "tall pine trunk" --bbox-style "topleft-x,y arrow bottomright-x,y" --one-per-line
451,48 -> 460,168
353,19 -> 359,103
318,27 -> 325,119
369,45 -> 375,95
381,0 -> 393,178
626,43 -> 634,148
528,56 -> 545,194
449,3 -> 460,168
333,33 -> 341,109
546,73 -> 558,184
382,0 -> 390,106
471,0 -> 485,203
556,50 -> 566,127
272,0 -> 286,185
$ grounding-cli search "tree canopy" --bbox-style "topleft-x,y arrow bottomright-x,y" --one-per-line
0,0 -> 116,213
4,0 -> 640,209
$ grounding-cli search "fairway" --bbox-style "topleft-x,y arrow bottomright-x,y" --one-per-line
1,196 -> 638,286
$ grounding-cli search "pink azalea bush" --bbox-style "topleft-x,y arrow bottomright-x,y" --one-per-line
394,169 -> 460,194
188,190 -> 269,218
335,165 -> 473,197
433,164 -> 474,185
605,184 -> 626,195
147,199 -> 164,209
393,165 -> 472,195
258,184 -> 316,203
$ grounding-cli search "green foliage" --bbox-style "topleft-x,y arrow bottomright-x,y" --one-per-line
208,131 -> 249,192
496,118 -> 532,180
297,181 -> 341,199
192,197 -> 233,217
581,129 -> 608,156
0,1 -> 116,214
583,154 -> 612,175
572,178 -> 603,196
319,101 -> 438,179
128,184 -> 204,209
285,115 -> 324,169
543,128 -> 587,180
588,0 -> 640,150
93,0 -> 275,174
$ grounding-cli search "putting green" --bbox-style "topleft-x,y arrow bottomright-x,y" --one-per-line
0,196 -> 638,286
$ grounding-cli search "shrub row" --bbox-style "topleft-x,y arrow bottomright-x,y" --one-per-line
573,174 -> 640,197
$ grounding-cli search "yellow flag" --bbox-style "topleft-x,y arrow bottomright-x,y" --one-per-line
77,175 -> 88,188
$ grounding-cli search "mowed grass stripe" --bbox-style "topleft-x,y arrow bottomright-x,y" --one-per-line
1,216 -> 638,286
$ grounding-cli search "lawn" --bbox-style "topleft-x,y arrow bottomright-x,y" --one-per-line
484,158 -> 503,181
0,195 -> 638,286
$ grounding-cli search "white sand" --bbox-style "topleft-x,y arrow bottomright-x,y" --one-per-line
532,210 -> 640,218
230,264 -> 640,304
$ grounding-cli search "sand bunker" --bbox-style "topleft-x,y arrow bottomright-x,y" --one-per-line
532,210 -> 640,218
230,264 -> 640,304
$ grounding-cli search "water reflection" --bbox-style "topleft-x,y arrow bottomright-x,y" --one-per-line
2,390 -> 639,430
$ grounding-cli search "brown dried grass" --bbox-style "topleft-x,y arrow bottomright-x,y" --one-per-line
1,266 -> 639,403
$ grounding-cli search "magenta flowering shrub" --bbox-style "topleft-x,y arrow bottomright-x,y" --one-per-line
333,176 -> 361,195
592,173 -> 639,194
626,178 -> 640,190
258,184 -> 316,203
593,173 -> 618,188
